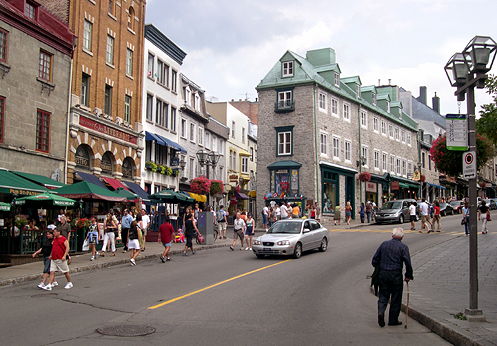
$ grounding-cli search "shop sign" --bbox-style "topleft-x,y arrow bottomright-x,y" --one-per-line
365,182 -> 377,193
79,116 -> 138,145
170,157 -> 179,167
229,174 -> 239,182
391,181 -> 399,191
413,170 -> 420,181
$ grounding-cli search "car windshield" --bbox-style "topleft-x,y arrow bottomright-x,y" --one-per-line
440,203 -> 447,208
268,221 -> 302,234
381,201 -> 402,210
449,201 -> 459,206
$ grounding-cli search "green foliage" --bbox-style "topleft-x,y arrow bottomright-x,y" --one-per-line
476,74 -> 497,146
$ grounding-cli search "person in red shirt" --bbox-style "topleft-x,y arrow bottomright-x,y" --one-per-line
432,201 -> 441,233
158,216 -> 175,263
43,227 -> 73,290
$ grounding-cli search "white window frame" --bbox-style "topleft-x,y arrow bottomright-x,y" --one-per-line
373,117 -> 379,133
332,136 -> 340,160
387,101 -> 390,113
360,110 -> 367,128
374,149 -> 380,170
282,61 -> 294,77
147,53 -> 154,78
402,159 -> 407,177
381,121 -> 387,136
231,121 -> 235,138
195,93 -> 201,111
356,85 -> 361,98
198,127 -> 204,146
190,122 -> 196,143
390,156 -> 395,173
320,131 -> 328,156
382,152 -> 388,172
180,118 -> 187,139
106,35 -> 114,65
212,135 -> 217,152
344,140 -> 351,162
278,91 -> 292,109
343,103 -> 350,122
394,127 -> 400,141
361,145 -> 369,168
331,98 -> 338,117
241,156 -> 249,174
219,139 -> 225,155
126,48 -> 133,76
83,20 -> 92,52
396,158 -> 401,175
388,124 -> 394,139
401,129 -> 406,143
407,132 -> 412,146
334,72 -> 340,87
278,131 -> 292,156
318,92 -> 327,112
205,132 -> 210,150
372,93 -> 377,106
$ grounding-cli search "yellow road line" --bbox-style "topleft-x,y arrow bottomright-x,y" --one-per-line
148,259 -> 292,310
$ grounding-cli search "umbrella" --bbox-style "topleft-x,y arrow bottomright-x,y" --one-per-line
53,181 -> 127,202
149,189 -> 195,204
114,187 -> 139,202
0,201 -> 11,211
15,191 -> 77,208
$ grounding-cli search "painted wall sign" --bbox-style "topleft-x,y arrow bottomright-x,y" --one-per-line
79,116 -> 138,145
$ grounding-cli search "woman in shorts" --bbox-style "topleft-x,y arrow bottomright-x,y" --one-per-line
86,216 -> 99,260
345,202 -> 352,225
245,213 -> 254,251
127,220 -> 141,266
32,229 -> 56,289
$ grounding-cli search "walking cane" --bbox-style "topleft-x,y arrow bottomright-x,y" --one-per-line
405,281 -> 409,329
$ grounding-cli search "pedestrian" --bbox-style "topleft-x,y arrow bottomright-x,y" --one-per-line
57,209 -> 65,223
409,201 -> 416,231
86,216 -> 99,261
433,201 -> 441,233
101,213 -> 117,257
345,201 -> 352,225
32,229 -> 57,289
372,227 -> 413,327
262,204 -> 269,230
158,216 -> 175,262
280,202 -> 289,220
462,202 -> 470,235
418,199 -> 432,233
366,201 -> 373,223
240,210 -> 247,223
43,227 -> 73,290
275,204 -> 281,220
230,212 -> 246,251
268,207 -> 275,227
127,219 -> 141,266
56,215 -> 72,264
315,202 -> 321,222
245,213 -> 254,251
310,205 -> 316,219
478,200 -> 489,234
140,209 -> 150,251
292,203 -> 300,218
371,199 -> 378,222
334,203 -> 341,225
121,208 -> 133,253
183,213 -> 199,256
359,203 -> 365,223
216,205 -> 228,239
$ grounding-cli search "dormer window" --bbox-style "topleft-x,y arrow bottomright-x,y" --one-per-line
184,86 -> 191,106
25,2 -> 36,19
356,85 -> 361,98
372,93 -> 376,106
282,61 -> 293,77
386,101 -> 390,113
399,108 -> 402,117
334,72 -> 340,87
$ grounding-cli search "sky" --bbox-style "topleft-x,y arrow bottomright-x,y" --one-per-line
145,0 -> 497,116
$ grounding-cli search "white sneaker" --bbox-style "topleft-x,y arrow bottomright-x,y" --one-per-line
130,258 -> 136,266
64,282 -> 73,289
245,247 -> 249,251
52,281 -> 58,287
42,284 -> 52,291
37,282 -> 45,289
90,256 -> 94,261
249,248 -> 252,251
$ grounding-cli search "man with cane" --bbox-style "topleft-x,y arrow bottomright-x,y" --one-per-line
372,227 -> 413,327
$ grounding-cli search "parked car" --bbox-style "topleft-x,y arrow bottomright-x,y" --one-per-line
439,202 -> 454,216
449,200 -> 465,214
252,219 -> 328,259
483,199 -> 497,210
375,199 -> 418,224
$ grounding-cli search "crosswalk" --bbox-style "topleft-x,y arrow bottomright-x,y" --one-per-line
327,228 -> 463,236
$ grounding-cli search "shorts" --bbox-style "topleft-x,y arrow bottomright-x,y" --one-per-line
128,239 -> 140,250
43,256 -> 51,274
50,259 -> 69,273
142,228 -> 148,237
245,226 -> 254,236
345,211 -> 351,217
262,215 -> 268,224
421,215 -> 430,223
217,222 -> 227,232
233,229 -> 244,241
410,215 -> 416,222
162,242 -> 171,247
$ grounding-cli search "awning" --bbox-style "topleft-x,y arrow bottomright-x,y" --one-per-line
0,170 -> 48,195
74,171 -> 107,189
145,131 -> 165,146
249,190 -> 256,198
101,176 -> 130,191
319,161 -> 358,174
399,183 -> 410,189
53,181 -> 126,202
239,150 -> 251,157
181,191 -> 206,202
122,181 -> 150,202
156,134 -> 187,154
268,160 -> 302,169
235,191 -> 249,200
13,171 -> 65,189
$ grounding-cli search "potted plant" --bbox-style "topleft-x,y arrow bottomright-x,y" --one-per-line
190,175 -> 211,195
210,180 -> 224,195
145,161 -> 157,172
420,174 -> 426,183
165,166 -> 173,176
157,164 -> 166,175
358,172 -> 371,182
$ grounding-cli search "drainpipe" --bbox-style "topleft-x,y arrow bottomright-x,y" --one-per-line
358,104 -> 363,205
313,84 -> 320,206
64,52 -> 74,184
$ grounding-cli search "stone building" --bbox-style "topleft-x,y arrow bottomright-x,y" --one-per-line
0,0 -> 74,183
66,0 -> 146,188
256,48 -> 419,224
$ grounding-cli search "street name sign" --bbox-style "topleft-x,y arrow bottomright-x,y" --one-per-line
446,113 -> 468,151
463,151 -> 476,179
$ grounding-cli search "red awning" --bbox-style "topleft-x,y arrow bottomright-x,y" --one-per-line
101,177 -> 130,191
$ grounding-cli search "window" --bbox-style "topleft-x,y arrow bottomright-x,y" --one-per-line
0,29 -> 6,63
373,117 -> 379,132
333,136 -> 340,160
189,157 -> 195,180
83,20 -> 92,51
360,110 -> 367,128
344,140 -> 351,162
25,2 -> 35,19
106,35 -> 114,65
205,132 -> 210,149
170,107 -> 176,132
319,92 -> 327,111
181,118 -> 187,138
146,94 -> 153,121
185,87 -> 191,106
212,135 -> 217,152
127,6 -> 135,31
402,160 -> 407,176
394,127 -> 400,141
422,152 -> 426,168
334,72 -> 340,87
157,60 -> 169,86
147,53 -> 154,78
126,49 -> 133,76
36,109 -> 50,152
278,91 -> 292,109
388,124 -> 393,138
171,70 -> 177,92
320,132 -> 328,156
155,99 -> 166,126
108,0 -> 114,15
241,156 -> 248,174
81,73 -> 90,107
408,162 -> 412,175
190,122 -> 195,142
219,139 -> 225,154
331,98 -> 338,116
382,152 -> 387,171
401,130 -> 406,143
374,150 -> 380,169
387,101 -> 390,113
381,121 -> 386,135
361,146 -> 368,166
282,61 -> 293,77
104,85 -> 112,116
194,93 -> 201,111
343,104 -> 350,121
390,156 -> 395,172
250,147 -> 254,161
0,97 -> 4,143
372,93 -> 376,105
356,85 -> 361,98
198,127 -> 203,146
277,130 -> 292,156
38,50 -> 52,81
407,133 -> 411,146
396,158 -> 401,175
231,121 -> 235,138
124,95 -> 131,124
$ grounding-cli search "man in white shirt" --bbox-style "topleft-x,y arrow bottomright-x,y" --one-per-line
418,199 -> 432,233
409,201 -> 417,231
262,205 -> 269,230
140,209 -> 150,250
280,203 -> 289,220
275,205 -> 281,220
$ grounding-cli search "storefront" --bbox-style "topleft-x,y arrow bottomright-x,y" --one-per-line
390,177 -> 420,200
319,161 -> 357,218
267,160 -> 302,198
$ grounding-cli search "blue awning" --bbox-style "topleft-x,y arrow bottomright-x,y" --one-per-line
156,134 -> 187,154
122,181 -> 150,202
74,171 -> 107,189
145,131 -> 165,146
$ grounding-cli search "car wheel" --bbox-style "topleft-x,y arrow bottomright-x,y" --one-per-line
442,210 -> 445,216
256,254 -> 265,259
399,214 -> 404,224
318,238 -> 328,252
293,243 -> 302,259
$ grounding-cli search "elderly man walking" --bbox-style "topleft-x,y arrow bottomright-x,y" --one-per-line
372,228 -> 413,327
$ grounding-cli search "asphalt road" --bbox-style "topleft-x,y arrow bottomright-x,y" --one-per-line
0,214 -> 462,346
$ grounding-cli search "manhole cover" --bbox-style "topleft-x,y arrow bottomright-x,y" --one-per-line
31,293 -> 58,297
97,325 -> 155,337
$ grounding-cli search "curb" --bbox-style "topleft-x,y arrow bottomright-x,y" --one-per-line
0,243 -> 228,288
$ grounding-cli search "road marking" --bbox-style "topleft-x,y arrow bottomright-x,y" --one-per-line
329,229 -> 462,235
147,259 -> 292,310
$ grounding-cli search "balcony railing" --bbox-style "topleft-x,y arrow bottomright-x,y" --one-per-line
274,100 -> 295,113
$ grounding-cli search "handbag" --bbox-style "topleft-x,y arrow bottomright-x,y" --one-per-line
461,217 -> 467,225
82,238 -> 89,251
197,233 -> 205,244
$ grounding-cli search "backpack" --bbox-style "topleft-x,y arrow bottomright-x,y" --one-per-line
216,210 -> 225,222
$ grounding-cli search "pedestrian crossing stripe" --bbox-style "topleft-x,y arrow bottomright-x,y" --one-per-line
327,229 -> 462,236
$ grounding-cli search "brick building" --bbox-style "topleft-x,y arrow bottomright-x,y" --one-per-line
66,0 -> 145,187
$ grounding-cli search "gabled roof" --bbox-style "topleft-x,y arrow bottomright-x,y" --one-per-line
361,85 -> 377,93
341,76 -> 362,85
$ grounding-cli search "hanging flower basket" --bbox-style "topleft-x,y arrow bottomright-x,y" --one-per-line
420,174 -> 426,183
358,172 -> 371,182
210,180 -> 224,195
190,175 -> 211,195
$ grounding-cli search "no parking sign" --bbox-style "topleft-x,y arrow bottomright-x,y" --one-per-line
463,151 -> 476,179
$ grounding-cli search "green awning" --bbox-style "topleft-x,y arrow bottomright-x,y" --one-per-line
0,201 -> 11,211
53,181 -> 127,202
0,170 -> 48,195
267,160 -> 302,169
13,171 -> 65,189
16,191 -> 76,208
399,183 -> 410,189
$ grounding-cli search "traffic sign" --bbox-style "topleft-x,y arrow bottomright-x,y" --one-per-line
463,151 -> 476,179
446,113 -> 468,151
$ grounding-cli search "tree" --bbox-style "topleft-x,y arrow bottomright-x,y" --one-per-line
430,134 -> 493,177
476,74 -> 497,146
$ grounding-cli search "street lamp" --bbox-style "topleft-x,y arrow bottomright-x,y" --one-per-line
196,149 -> 209,166
444,35 -> 497,322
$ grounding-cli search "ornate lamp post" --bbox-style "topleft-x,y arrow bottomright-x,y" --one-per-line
444,35 -> 497,321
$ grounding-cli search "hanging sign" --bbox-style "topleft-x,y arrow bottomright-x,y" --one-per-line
446,113 -> 467,151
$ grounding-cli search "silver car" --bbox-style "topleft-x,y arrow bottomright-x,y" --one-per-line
252,219 -> 329,259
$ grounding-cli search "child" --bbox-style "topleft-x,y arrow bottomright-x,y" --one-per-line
86,216 -> 99,261
32,230 -> 58,289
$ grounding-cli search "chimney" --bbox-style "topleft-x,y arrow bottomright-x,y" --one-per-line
378,79 -> 381,86
432,92 -> 440,114
388,79 -> 391,85
417,86 -> 427,105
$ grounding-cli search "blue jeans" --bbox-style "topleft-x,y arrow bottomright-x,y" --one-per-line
464,216 -> 470,235
366,211 -> 371,223
377,270 -> 404,324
